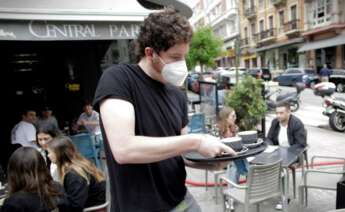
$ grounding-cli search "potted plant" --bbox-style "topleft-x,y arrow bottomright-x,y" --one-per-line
224,75 -> 267,131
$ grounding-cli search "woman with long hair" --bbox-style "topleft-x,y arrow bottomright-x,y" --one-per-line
1,147 -> 67,212
218,106 -> 239,138
47,136 -> 105,211
218,106 -> 249,210
36,128 -> 60,181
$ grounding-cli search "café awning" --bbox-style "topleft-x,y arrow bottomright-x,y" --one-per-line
298,33 -> 345,52
0,0 -> 192,41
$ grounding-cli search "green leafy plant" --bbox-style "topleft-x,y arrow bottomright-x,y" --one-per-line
186,26 -> 224,72
224,75 -> 267,131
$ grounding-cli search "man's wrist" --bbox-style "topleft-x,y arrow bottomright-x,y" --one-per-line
186,134 -> 204,152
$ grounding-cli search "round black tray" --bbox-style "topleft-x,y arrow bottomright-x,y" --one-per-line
183,143 -> 267,162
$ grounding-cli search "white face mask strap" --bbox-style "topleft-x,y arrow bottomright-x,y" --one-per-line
153,51 -> 166,66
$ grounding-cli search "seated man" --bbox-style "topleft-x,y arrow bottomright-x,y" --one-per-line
267,102 -> 306,148
77,102 -> 101,136
266,102 -> 307,210
37,106 -> 60,132
11,109 -> 38,148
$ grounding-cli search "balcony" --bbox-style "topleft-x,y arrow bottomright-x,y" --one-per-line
256,28 -> 277,43
271,0 -> 286,6
240,38 -> 249,47
283,19 -> 301,36
244,7 -> 256,20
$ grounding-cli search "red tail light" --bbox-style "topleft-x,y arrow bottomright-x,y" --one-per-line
324,99 -> 333,107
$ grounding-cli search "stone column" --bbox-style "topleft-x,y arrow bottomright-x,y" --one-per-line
336,45 -> 344,69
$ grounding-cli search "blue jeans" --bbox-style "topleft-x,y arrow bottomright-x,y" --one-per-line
227,159 -> 249,183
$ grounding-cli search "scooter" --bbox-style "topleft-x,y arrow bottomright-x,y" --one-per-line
314,82 -> 345,132
265,83 -> 305,112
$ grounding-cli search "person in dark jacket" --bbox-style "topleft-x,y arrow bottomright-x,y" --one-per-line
267,102 -> 307,210
1,147 -> 68,212
267,102 -> 307,148
47,136 -> 105,212
319,64 -> 332,82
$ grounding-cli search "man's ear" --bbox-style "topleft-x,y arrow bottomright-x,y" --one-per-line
144,47 -> 154,60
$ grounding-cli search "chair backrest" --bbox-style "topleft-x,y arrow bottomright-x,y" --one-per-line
246,160 -> 282,204
188,113 -> 206,133
70,133 -> 97,162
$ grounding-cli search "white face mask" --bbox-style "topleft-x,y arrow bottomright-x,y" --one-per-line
157,56 -> 188,87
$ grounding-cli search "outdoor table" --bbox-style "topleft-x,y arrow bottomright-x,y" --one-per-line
250,145 -> 307,199
184,143 -> 267,203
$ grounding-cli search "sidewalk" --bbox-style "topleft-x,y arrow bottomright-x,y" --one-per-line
185,122 -> 342,212
186,165 -> 338,212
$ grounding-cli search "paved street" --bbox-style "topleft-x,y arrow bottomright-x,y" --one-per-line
186,86 -> 345,212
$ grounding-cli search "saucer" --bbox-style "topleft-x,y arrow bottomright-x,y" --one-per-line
243,138 -> 264,148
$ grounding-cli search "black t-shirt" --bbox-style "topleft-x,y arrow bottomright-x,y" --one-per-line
63,170 -> 106,212
93,64 -> 189,212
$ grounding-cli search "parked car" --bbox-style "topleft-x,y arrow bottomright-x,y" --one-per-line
247,67 -> 272,81
329,69 -> 345,93
273,68 -> 319,87
214,67 -> 247,85
187,72 -> 216,93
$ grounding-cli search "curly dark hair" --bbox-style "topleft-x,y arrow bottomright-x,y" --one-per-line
135,8 -> 193,60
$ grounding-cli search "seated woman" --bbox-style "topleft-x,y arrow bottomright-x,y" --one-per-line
47,136 -> 106,212
36,128 -> 60,181
1,147 -> 68,212
218,106 -> 249,210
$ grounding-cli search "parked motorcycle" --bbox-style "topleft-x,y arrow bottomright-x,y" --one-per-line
314,82 -> 345,132
265,83 -> 305,112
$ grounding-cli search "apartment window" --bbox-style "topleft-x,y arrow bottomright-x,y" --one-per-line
269,16 -> 274,29
279,10 -> 285,27
279,10 -> 284,34
251,23 -> 256,36
259,0 -> 264,8
313,0 -> 333,26
244,27 -> 248,39
291,5 -> 297,20
250,0 -> 255,8
259,20 -> 264,32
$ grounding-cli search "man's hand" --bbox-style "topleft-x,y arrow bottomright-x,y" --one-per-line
197,134 -> 236,158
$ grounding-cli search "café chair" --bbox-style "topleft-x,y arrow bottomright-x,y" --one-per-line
70,133 -> 101,168
289,145 -> 309,199
221,159 -> 286,212
83,201 -> 109,212
187,113 -> 206,134
299,155 -> 345,207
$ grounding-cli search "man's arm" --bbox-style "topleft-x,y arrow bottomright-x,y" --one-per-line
100,99 -> 235,164
82,120 -> 99,126
181,126 -> 231,170
266,119 -> 277,145
292,121 -> 307,147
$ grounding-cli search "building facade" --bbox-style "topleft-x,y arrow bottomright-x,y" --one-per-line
189,0 -> 239,67
299,0 -> 345,72
239,0 -> 305,70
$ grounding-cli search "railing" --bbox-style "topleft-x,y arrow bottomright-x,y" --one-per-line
256,28 -> 276,41
284,19 -> 301,33
244,7 -> 256,18
272,0 -> 286,6
240,38 -> 249,46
